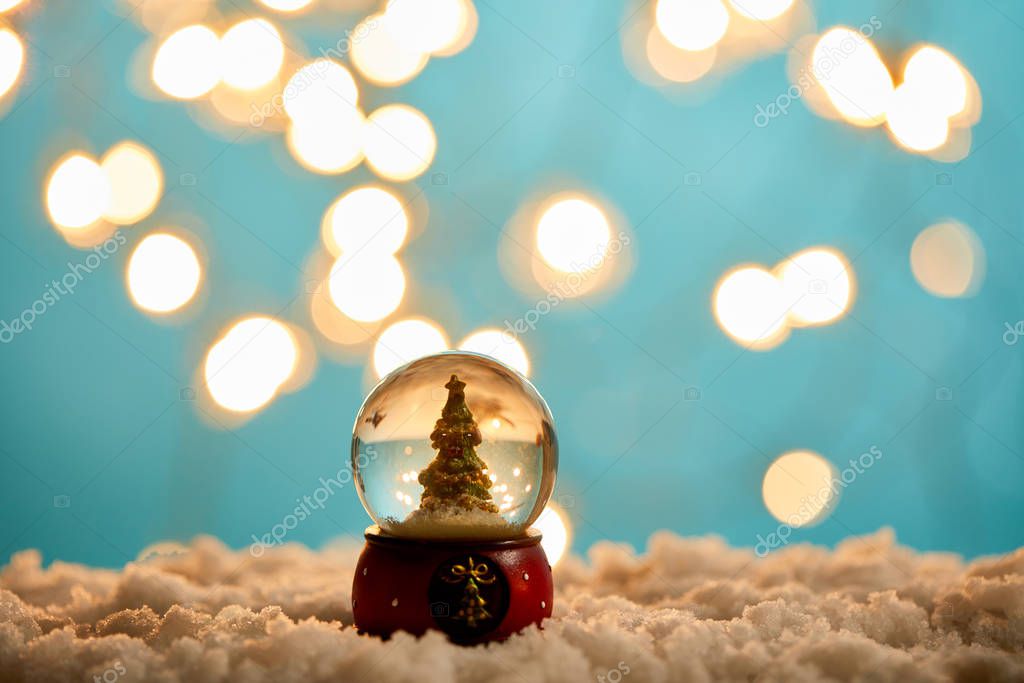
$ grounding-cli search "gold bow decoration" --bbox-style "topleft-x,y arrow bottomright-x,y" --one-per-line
441,556 -> 496,628
443,556 -> 496,585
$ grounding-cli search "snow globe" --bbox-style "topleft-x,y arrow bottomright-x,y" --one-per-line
350,351 -> 557,643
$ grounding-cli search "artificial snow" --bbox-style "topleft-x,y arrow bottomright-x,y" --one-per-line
388,505 -> 520,540
1,529 -> 1022,682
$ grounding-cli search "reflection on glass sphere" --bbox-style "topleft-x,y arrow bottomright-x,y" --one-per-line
352,351 -> 557,540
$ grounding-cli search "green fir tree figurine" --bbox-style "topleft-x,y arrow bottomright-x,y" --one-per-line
418,374 -> 499,514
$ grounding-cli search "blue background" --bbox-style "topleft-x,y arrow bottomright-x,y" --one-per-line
1,0 -> 1023,568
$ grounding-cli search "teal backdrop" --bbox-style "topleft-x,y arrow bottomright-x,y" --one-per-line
1,0 -> 1022,567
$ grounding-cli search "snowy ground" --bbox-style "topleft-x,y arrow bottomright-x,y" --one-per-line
1,530 -> 1022,682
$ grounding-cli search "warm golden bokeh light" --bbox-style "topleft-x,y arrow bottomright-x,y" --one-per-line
432,0 -> 478,57
458,328 -> 531,377
655,0 -> 730,52
129,0 -> 214,35
713,265 -> 789,349
0,28 -> 24,99
794,33 -> 980,155
126,233 -> 202,314
152,25 -> 222,100
45,154 -> 111,231
362,104 -> 437,181
729,0 -> 794,20
100,142 -> 163,225
205,317 -> 299,413
903,45 -> 968,118
762,450 -> 838,527
534,503 -> 570,566
220,19 -> 284,91
372,318 -> 449,378
885,82 -> 950,153
811,27 -> 892,127
645,27 -> 717,83
384,0 -> 470,55
283,59 -> 359,120
535,196 -> 612,274
310,286 -> 379,346
256,0 -> 315,12
499,190 -> 632,302
910,221 -> 986,298
286,108 -> 365,174
209,76 -> 286,127
0,0 -> 26,12
323,186 -> 408,257
351,13 -> 429,87
777,247 -> 854,327
923,125 -> 972,163
327,253 -> 406,323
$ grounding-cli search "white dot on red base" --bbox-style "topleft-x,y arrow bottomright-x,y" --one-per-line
523,572 -> 529,581
540,601 -> 546,609
391,598 -> 399,607
363,568 -> 368,576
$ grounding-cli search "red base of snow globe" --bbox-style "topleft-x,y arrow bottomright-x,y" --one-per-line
352,526 -> 553,645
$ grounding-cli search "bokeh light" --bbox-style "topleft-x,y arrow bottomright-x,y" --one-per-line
458,328 -> 531,376
534,503 -> 570,566
0,0 -> 26,12
645,27 -> 717,83
283,59 -> 359,121
795,33 -> 980,156
903,45 -> 968,118
152,25 -> 222,100
655,0 -> 730,52
372,318 -> 449,378
729,0 -> 794,20
204,317 -> 299,413
45,154 -> 111,231
499,189 -> 632,302
762,450 -> 838,527
126,233 -> 202,314
923,125 -> 972,164
432,0 -> 478,57
281,61 -> 364,172
535,196 -> 612,274
310,285 -> 379,347
811,27 -> 892,127
219,19 -> 284,91
286,108 -> 365,174
0,28 -> 24,99
100,142 -> 163,225
323,185 -> 408,257
128,0 -> 214,35
713,265 -> 789,349
350,13 -> 429,87
256,0 -> 315,12
327,253 -> 406,322
910,221 -> 986,298
885,82 -> 950,153
208,75 -> 287,128
362,105 -> 437,181
384,0 -> 470,55
777,247 -> 854,327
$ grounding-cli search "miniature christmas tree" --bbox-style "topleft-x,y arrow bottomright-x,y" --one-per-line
418,375 -> 499,514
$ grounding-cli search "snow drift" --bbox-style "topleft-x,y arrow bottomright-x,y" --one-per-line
1,529 -> 1022,682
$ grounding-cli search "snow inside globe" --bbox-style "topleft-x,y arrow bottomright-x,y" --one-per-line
352,351 -> 557,540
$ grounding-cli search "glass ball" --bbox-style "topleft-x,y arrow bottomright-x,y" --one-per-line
352,351 -> 557,540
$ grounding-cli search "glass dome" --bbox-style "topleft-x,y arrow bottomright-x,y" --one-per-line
352,351 -> 557,540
